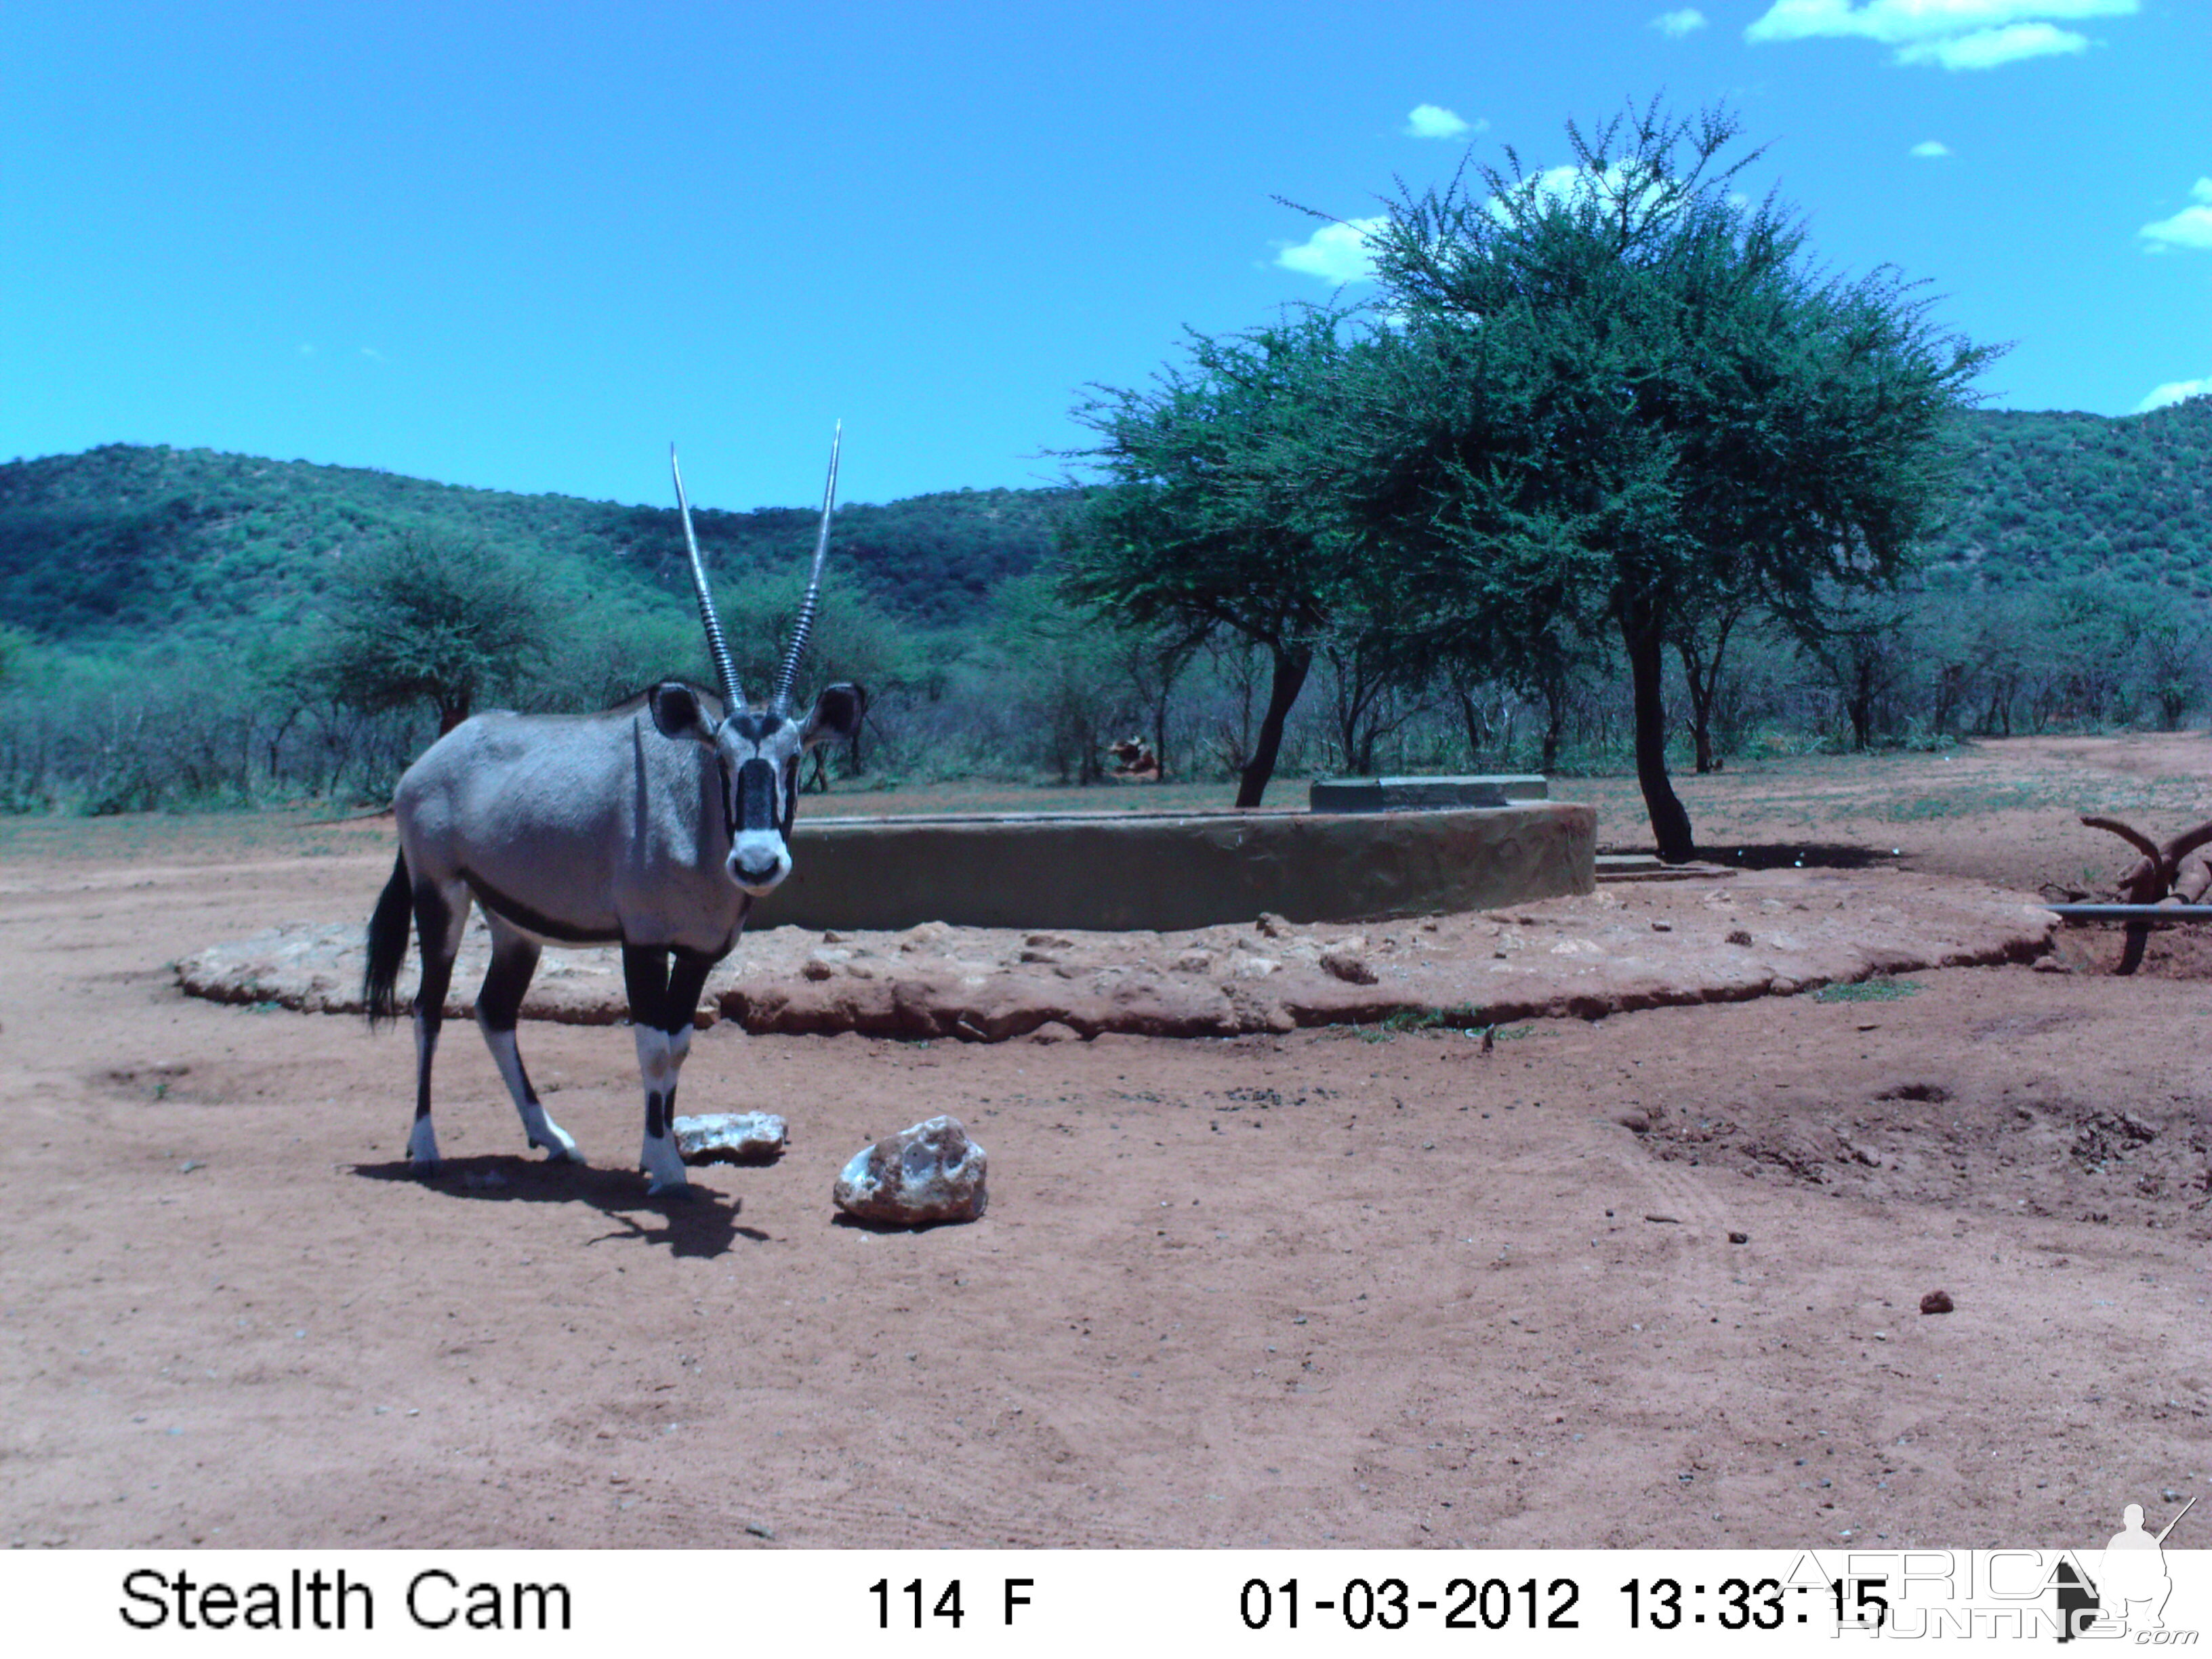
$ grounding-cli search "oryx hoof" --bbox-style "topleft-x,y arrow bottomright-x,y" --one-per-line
644,1174 -> 694,1199
531,1134 -> 583,1164
639,1134 -> 689,1195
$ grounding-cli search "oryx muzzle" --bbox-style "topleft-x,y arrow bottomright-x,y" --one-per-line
363,430 -> 867,1195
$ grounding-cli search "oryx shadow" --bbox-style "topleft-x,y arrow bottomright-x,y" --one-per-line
351,1153 -> 769,1259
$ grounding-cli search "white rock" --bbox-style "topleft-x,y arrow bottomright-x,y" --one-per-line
834,1115 -> 987,1225
673,1113 -> 787,1164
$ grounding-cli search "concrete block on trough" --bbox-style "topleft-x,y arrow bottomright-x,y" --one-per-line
1309,775 -> 1549,812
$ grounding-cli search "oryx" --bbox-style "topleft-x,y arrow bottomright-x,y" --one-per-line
363,432 -> 865,1193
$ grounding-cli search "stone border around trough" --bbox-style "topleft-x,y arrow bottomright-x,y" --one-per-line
177,868 -> 2057,1043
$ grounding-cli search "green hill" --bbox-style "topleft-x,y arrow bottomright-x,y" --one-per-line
2,395 -> 2207,650
0,443 -> 1072,645
1924,396 -> 2212,596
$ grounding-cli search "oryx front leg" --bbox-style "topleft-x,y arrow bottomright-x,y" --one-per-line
632,1022 -> 693,1194
476,921 -> 581,1164
623,946 -> 714,1196
406,879 -> 470,1174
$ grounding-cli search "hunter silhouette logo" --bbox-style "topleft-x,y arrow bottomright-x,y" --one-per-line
2062,1493 -> 2196,1641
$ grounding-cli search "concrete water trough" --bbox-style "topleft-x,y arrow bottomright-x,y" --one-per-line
752,783 -> 1595,933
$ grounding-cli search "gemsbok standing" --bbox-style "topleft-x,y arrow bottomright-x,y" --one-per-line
363,433 -> 865,1193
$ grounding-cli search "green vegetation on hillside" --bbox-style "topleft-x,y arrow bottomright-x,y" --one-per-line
0,377 -> 2206,821
3,394 -> 2207,653
0,443 -> 1069,646
1929,398 -> 2212,596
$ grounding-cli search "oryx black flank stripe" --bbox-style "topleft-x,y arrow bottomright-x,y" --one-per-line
460,869 -> 623,945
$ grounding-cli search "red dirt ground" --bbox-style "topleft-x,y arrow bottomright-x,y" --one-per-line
1,735 -> 2205,1551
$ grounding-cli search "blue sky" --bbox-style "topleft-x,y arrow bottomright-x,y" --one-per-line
3,1 -> 2204,511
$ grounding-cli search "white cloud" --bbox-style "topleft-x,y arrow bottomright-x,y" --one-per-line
2135,377 -> 2211,413
2139,178 -> 2212,252
1404,104 -> 1481,140
1275,216 -> 1387,284
1896,21 -> 2087,66
1909,140 -> 1952,158
1746,1 -> 2135,68
1652,8 -> 1708,35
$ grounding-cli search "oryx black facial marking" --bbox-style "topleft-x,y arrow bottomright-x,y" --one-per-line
734,758 -> 778,831
361,433 -> 865,1195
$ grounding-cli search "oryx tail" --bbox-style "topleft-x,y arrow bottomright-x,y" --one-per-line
364,848 -> 413,1029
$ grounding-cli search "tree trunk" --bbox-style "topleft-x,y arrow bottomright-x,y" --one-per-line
1453,687 -> 1487,765
1849,688 -> 1874,750
1540,674 -> 1567,772
1691,720 -> 1717,775
1677,606 -> 1742,776
1622,600 -> 1696,863
1235,643 -> 1312,808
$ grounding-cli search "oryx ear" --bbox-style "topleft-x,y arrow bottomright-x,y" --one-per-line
800,682 -> 866,747
647,681 -> 720,744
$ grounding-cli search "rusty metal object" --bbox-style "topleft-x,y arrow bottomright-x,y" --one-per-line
2078,815 -> 2212,973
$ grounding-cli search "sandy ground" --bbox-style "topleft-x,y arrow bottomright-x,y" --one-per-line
1,735 -> 2207,1551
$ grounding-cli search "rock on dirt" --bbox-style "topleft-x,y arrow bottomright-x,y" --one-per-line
1318,945 -> 1378,985
833,1115 -> 988,1226
674,1113 -> 788,1164
1921,1290 -> 1956,1315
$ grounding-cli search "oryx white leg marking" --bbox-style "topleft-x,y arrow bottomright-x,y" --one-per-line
481,1022 -> 581,1163
635,1025 -> 691,1194
406,1097 -> 441,1167
406,880 -> 470,1174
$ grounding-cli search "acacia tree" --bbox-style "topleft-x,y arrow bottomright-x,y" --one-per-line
1359,100 -> 1997,859
320,535 -> 548,734
1060,310 -> 1381,806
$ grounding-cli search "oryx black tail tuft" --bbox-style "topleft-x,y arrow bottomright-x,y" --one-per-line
363,848 -> 413,1029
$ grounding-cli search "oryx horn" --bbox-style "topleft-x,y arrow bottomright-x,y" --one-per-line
771,420 -> 840,717
670,445 -> 743,712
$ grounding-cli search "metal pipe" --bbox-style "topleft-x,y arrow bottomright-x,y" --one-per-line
2045,904 -> 2212,922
